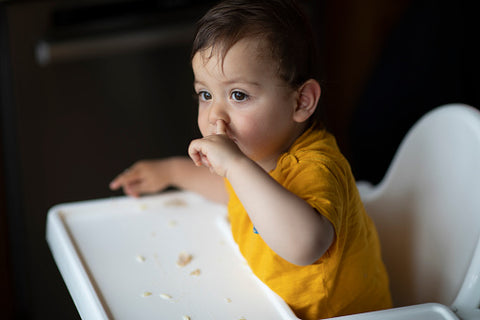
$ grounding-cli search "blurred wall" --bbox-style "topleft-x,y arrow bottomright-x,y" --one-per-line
318,0 -> 479,183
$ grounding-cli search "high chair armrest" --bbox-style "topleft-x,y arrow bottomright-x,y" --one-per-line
453,308 -> 480,320
328,303 -> 459,320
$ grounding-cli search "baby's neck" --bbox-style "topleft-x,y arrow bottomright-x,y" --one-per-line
257,122 -> 309,172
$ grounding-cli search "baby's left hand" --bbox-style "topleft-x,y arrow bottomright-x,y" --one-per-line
188,120 -> 245,177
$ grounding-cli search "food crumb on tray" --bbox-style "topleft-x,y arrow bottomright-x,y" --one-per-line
177,252 -> 193,267
141,292 -> 152,297
136,255 -> 146,263
189,268 -> 201,276
182,316 -> 191,320
159,293 -> 173,300
138,203 -> 148,211
164,198 -> 188,207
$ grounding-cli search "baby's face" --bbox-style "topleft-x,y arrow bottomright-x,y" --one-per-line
192,38 -> 303,171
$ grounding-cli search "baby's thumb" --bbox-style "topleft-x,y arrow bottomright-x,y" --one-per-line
216,119 -> 227,135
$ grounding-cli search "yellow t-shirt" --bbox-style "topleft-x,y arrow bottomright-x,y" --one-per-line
225,127 -> 392,320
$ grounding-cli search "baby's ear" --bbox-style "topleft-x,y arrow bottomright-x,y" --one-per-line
293,79 -> 321,123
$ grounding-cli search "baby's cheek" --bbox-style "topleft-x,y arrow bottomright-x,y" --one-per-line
197,115 -> 209,137
235,131 -> 259,155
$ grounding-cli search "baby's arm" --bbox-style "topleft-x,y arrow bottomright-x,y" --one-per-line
188,122 -> 334,266
109,157 -> 228,204
226,159 -> 334,266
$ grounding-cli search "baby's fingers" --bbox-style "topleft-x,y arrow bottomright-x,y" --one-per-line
188,141 -> 203,167
109,167 -> 137,190
200,153 -> 212,169
188,139 -> 212,168
123,183 -> 143,198
109,174 -> 125,190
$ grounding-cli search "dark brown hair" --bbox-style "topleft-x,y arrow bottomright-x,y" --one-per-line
191,0 -> 320,89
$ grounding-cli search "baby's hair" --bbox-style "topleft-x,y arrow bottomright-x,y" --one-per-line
191,0 -> 320,89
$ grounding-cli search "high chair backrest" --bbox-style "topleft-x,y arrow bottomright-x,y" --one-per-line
357,104 -> 480,313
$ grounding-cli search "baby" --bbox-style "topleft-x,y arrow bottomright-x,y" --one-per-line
110,0 -> 392,318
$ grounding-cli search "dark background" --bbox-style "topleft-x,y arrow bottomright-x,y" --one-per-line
1,0 -> 479,319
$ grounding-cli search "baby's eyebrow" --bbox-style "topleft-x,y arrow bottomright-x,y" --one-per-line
193,79 -> 205,88
223,78 -> 261,87
193,77 -> 261,88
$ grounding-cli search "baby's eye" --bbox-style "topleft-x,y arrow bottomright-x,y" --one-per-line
198,91 -> 212,101
231,91 -> 249,102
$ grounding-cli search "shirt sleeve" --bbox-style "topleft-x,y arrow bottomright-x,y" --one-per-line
273,153 -> 348,236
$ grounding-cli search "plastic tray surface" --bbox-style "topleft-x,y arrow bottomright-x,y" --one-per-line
46,191 -> 298,320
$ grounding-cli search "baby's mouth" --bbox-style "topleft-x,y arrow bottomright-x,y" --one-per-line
220,131 -> 237,142
214,128 -> 237,144
209,120 -> 239,145
229,136 -> 239,145
224,130 -> 237,143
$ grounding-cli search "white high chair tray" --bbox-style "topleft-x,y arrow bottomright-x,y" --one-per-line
46,191 -> 298,320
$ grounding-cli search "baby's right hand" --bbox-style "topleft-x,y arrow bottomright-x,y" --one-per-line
188,120 -> 245,178
109,159 -> 173,197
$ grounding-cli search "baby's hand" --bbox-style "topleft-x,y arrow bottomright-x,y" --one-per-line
109,159 -> 173,197
188,120 -> 245,177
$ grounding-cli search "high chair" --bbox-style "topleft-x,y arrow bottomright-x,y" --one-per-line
333,104 -> 480,320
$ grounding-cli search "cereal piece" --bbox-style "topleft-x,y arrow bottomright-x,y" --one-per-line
136,255 -> 146,263
168,220 -> 178,227
164,198 -> 188,207
141,292 -> 152,297
224,298 -> 232,303
160,293 -> 172,300
138,203 -> 148,211
189,269 -> 201,276
177,252 -> 193,267
182,316 -> 191,320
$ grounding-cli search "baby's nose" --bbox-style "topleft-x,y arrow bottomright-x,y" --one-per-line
208,101 -> 229,126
